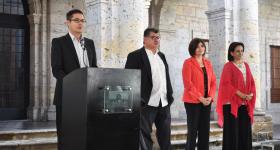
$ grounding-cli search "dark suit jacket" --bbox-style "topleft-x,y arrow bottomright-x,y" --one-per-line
51,33 -> 97,106
125,47 -> 174,106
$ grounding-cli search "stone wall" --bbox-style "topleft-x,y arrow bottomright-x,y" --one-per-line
40,0 -> 210,121
259,0 -> 280,124
159,0 -> 209,119
26,0 -> 280,124
46,0 -> 86,120
47,0 -> 151,120
85,0 -> 150,68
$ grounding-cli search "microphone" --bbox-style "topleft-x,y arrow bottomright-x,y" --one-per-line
80,37 -> 88,68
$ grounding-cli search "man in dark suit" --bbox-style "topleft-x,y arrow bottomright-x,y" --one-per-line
125,28 -> 174,150
51,9 -> 97,149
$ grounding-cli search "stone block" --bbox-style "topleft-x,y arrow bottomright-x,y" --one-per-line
262,140 -> 280,150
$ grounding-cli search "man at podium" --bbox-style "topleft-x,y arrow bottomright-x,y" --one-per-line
51,9 -> 97,150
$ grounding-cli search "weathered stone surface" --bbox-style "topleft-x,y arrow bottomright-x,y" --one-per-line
159,0 -> 209,119
86,0 -> 150,68
22,0 -> 280,125
259,0 -> 280,125
252,115 -> 273,141
254,115 -> 273,122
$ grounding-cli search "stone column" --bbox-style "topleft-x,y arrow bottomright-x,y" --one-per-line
207,0 -> 262,112
144,0 -> 152,28
27,13 -> 42,121
207,0 -> 272,141
148,0 -> 164,29
206,7 -> 232,81
27,0 -> 53,121
118,0 -> 146,62
239,0 -> 262,112
39,1 -> 50,121
206,0 -> 233,120
85,0 -> 110,67
85,0 -> 150,68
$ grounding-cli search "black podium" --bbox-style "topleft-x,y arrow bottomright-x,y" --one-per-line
61,68 -> 141,150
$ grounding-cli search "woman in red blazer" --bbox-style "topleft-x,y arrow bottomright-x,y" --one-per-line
182,38 -> 216,150
217,42 -> 256,150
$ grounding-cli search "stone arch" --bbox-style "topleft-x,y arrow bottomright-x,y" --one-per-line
27,0 -> 42,15
148,0 -> 164,29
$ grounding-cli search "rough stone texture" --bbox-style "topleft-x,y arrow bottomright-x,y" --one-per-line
238,0 -> 262,111
205,0 -> 280,125
254,115 -> 273,122
48,0 -> 84,120
259,0 -> 280,124
23,0 -> 280,126
27,0 -> 50,121
25,0 -> 151,121
159,0 -> 209,119
205,6 -> 232,120
85,0 -> 150,68
0,1 -> 278,149
252,115 -> 273,141
25,0 -> 86,121
206,0 -> 275,120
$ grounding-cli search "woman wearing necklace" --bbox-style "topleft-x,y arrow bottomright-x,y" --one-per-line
217,42 -> 256,150
182,38 -> 216,150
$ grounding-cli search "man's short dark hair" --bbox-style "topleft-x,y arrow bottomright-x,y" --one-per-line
66,9 -> 84,20
188,38 -> 206,57
144,28 -> 159,37
227,42 -> 245,61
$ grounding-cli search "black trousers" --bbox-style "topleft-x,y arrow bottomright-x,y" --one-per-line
140,103 -> 171,150
222,105 -> 252,150
56,104 -> 62,150
184,102 -> 211,150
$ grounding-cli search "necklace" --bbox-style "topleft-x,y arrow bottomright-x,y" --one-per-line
234,61 -> 243,68
237,63 -> 243,68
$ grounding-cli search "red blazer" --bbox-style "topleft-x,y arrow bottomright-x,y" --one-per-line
182,57 -> 216,103
216,62 -> 256,127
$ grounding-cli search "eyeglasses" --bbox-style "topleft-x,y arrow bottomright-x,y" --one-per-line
148,36 -> 160,40
70,19 -> 86,23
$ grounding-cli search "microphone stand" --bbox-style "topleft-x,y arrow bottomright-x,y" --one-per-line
80,38 -> 88,68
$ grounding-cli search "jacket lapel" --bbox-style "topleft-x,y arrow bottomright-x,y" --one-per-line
203,59 -> 212,86
64,33 -> 80,66
84,39 -> 93,66
190,57 -> 203,72
141,47 -> 152,82
158,52 -> 168,71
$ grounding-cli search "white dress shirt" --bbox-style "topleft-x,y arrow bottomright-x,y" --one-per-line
69,32 -> 89,68
145,48 -> 168,107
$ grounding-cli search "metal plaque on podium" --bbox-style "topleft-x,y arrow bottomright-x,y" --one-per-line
61,68 -> 141,150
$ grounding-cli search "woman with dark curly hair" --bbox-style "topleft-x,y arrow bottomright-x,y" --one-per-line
217,42 -> 256,150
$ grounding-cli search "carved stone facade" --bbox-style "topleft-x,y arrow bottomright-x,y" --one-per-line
25,0 -> 280,126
